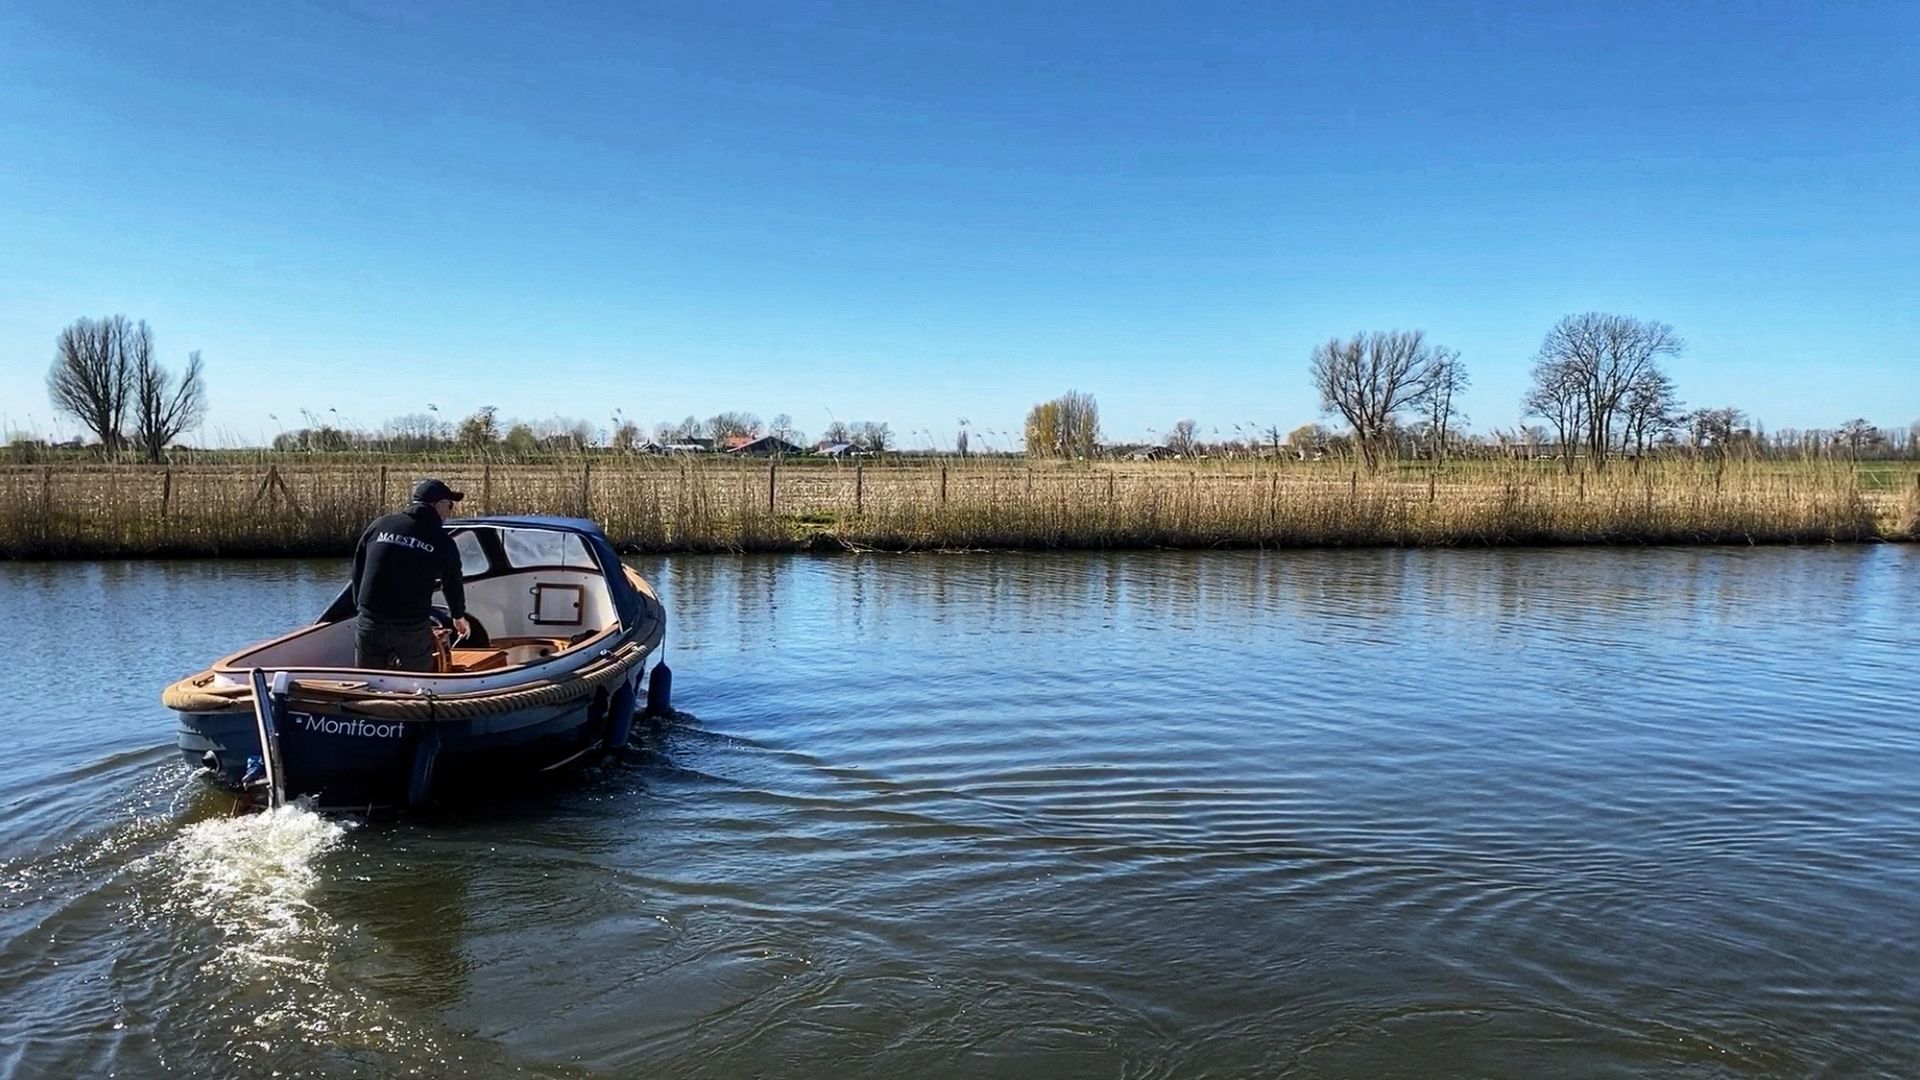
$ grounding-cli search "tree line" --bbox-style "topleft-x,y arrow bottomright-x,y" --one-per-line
27,315 -> 903,458
28,312 -> 1916,465
272,408 -> 899,456
1168,312 -> 1912,468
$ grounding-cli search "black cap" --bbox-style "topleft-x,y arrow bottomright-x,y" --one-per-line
411,478 -> 465,504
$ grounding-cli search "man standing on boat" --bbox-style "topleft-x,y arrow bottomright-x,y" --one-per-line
349,478 -> 471,671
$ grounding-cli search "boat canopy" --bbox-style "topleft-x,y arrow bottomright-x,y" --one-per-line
318,515 -> 646,630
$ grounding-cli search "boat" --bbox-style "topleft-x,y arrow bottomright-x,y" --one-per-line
161,515 -> 669,811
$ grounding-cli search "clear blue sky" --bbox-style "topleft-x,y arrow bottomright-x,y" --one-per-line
2,0 -> 1916,449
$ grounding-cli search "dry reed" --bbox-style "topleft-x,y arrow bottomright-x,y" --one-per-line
0,458 -> 1908,560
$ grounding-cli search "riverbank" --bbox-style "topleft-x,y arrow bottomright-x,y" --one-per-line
2,459 -> 1913,559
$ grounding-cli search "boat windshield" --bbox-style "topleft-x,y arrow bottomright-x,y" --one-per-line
494,527 -> 600,571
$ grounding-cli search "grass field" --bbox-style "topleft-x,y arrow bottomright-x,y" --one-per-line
2,456 -> 1913,559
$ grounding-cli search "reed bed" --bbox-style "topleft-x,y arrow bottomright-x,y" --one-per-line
0,458 -> 1910,560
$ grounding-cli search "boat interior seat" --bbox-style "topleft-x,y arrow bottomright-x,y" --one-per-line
490,635 -> 575,653
226,622 -> 600,677
446,647 -> 511,673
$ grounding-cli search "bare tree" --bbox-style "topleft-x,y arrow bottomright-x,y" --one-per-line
1166,418 -> 1198,457
1309,330 -> 1455,469
1056,390 -> 1101,458
851,420 -> 892,452
131,334 -> 207,462
386,412 -> 451,450
821,420 -> 852,446
47,315 -> 137,452
572,418 -> 598,449
706,411 -> 763,443
1414,355 -> 1470,461
1533,313 -> 1684,469
1836,418 -> 1881,458
1620,369 -> 1680,458
528,416 -> 595,450
611,420 -> 641,450
1523,359 -> 1588,473
1683,406 -> 1749,455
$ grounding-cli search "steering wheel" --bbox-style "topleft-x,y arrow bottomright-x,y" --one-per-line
429,607 -> 490,647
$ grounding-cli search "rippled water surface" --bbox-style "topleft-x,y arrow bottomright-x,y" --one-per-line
1,548 -> 1916,1078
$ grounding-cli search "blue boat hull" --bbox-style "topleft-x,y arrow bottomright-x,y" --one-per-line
175,690 -> 633,810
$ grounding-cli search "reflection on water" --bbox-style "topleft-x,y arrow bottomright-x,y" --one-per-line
0,547 -> 1916,1078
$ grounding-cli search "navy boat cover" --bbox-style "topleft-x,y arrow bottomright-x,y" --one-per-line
318,516 -> 646,630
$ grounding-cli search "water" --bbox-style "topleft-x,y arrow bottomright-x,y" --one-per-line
1,548 -> 1915,1078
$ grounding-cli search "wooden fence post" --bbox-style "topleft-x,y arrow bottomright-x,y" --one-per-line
855,462 -> 864,515
1428,472 -> 1436,504
482,464 -> 493,513
581,462 -> 593,517
161,468 -> 173,518
767,459 -> 777,512
279,467 -> 301,514
939,465 -> 948,508
251,465 -> 301,514
378,464 -> 388,507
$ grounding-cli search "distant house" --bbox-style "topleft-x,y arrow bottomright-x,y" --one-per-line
815,442 -> 860,458
660,442 -> 709,454
1129,445 -> 1177,461
726,435 -> 807,457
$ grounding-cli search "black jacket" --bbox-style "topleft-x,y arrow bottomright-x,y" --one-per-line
350,504 -> 466,622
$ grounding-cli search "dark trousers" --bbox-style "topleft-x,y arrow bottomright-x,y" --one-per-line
354,614 -> 436,672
